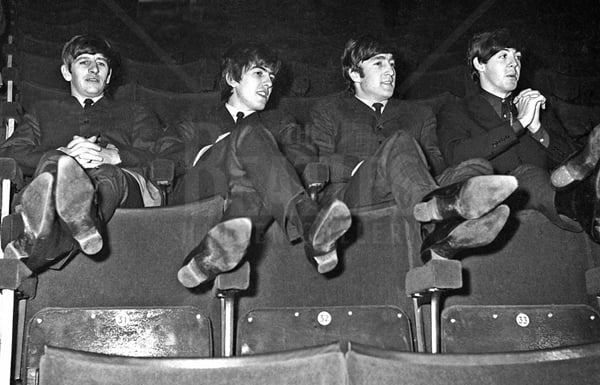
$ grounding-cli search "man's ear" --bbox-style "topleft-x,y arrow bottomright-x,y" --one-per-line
473,57 -> 486,72
60,64 -> 72,82
106,68 -> 112,84
348,68 -> 362,83
225,73 -> 238,88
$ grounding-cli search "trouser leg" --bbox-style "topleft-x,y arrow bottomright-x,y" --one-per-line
226,123 -> 309,241
509,164 -> 581,232
342,130 -> 437,216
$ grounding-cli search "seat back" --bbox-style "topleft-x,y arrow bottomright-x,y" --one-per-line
26,306 -> 212,384
238,305 -> 412,355
22,197 -> 224,381
436,210 -> 600,352
442,304 -> 600,353
347,341 -> 600,385
38,342 -> 347,385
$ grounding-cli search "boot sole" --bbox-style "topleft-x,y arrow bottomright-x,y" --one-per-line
446,204 -> 510,250
20,172 -> 55,240
552,124 -> 600,188
414,175 -> 517,222
55,156 -> 103,255
177,218 -> 252,288
309,200 -> 352,273
551,164 -> 595,189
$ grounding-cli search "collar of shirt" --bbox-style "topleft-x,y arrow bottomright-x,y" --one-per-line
480,88 -> 513,118
225,103 -> 256,122
75,95 -> 103,108
354,95 -> 388,113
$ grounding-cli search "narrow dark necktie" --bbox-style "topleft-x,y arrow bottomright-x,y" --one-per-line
373,102 -> 383,116
236,111 -> 245,122
84,98 -> 94,110
500,98 -> 514,124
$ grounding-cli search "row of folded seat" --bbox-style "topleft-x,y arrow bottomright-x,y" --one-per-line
37,341 -> 600,385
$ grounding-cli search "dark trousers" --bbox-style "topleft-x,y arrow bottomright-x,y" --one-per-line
508,163 -> 580,231
171,123 -> 307,242
328,130 -> 493,215
33,150 -> 144,222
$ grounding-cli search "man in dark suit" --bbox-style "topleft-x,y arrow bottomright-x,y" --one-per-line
308,35 -> 518,264
171,42 -> 352,288
437,28 -> 600,241
0,35 -> 246,278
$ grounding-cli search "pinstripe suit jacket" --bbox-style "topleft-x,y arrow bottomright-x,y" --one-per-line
309,91 -> 445,184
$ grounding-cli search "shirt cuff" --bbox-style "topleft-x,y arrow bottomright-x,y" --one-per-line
511,120 -> 525,136
529,127 -> 550,148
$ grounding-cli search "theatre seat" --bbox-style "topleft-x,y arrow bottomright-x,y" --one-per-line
346,341 -> 600,385
38,342 -> 347,385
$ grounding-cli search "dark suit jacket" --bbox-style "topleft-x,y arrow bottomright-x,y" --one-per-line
175,104 -> 317,175
309,91 -> 445,183
0,95 -> 167,177
170,103 -> 316,205
437,91 -> 577,174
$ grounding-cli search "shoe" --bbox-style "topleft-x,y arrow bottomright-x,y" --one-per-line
413,175 -> 517,222
178,218 -> 252,288
421,204 -> 510,264
305,199 -> 352,274
4,173 -> 76,271
5,172 -> 56,261
551,124 -> 600,189
55,156 -> 103,255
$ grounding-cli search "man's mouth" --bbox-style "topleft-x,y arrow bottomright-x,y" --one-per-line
257,89 -> 270,98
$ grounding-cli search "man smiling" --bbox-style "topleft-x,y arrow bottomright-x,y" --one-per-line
307,35 -> 518,263
437,28 -> 600,242
172,42 -> 352,288
0,34 -> 178,272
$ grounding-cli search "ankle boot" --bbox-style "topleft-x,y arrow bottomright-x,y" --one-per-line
555,169 -> 600,242
178,218 -> 252,288
54,156 -> 103,255
421,204 -> 510,263
295,195 -> 352,274
4,172 -> 77,272
551,124 -> 600,188
413,175 -> 517,222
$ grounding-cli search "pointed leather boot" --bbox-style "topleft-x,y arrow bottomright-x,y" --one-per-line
4,173 -> 76,272
303,199 -> 352,274
421,204 -> 510,264
55,156 -> 103,255
555,168 -> 600,242
414,175 -> 516,223
551,124 -> 600,189
178,218 -> 252,288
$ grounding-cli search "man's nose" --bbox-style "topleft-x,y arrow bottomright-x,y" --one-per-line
89,62 -> 99,73
383,62 -> 395,74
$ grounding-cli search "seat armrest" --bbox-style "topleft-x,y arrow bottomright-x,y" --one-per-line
302,162 -> 329,201
149,158 -> 175,188
405,259 -> 463,297
0,157 -> 23,188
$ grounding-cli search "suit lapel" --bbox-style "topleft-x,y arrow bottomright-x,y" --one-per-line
466,94 -> 505,131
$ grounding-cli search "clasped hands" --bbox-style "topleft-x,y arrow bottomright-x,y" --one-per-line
514,88 -> 546,133
58,135 -> 122,169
